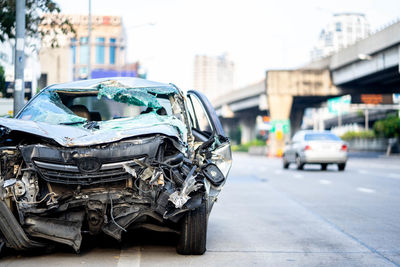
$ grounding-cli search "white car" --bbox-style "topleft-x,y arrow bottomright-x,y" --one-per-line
283,131 -> 347,171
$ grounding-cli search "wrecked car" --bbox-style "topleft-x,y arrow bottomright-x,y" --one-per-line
0,77 -> 231,255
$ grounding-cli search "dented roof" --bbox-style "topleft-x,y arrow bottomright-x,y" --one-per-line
46,77 -> 178,91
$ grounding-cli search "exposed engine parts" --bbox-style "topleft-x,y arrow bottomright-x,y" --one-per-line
0,134 -> 227,252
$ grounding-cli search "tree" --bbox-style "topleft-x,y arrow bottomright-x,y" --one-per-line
373,114 -> 400,138
0,66 -> 6,97
0,0 -> 75,47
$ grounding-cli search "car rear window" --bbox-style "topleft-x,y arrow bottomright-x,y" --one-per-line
304,133 -> 341,141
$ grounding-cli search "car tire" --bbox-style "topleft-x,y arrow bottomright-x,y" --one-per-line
283,156 -> 290,169
176,200 -> 207,255
338,163 -> 346,171
321,164 -> 327,171
296,155 -> 304,170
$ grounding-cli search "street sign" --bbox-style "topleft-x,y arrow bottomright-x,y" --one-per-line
270,119 -> 290,134
328,95 -> 351,115
393,94 -> 400,104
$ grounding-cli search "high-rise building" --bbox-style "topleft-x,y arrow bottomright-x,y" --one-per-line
39,14 -> 132,86
193,53 -> 235,102
311,13 -> 370,60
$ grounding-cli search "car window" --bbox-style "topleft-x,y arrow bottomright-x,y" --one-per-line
71,96 -> 173,120
187,94 -> 213,134
72,95 -> 142,120
304,133 -> 341,141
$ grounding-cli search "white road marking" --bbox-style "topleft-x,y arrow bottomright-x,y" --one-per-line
118,246 -> 141,267
274,170 -> 283,175
354,162 -> 400,170
357,187 -> 375,193
356,170 -> 400,180
319,179 -> 332,185
293,174 -> 303,179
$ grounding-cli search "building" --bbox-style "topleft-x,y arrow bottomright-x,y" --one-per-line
0,38 -> 41,97
311,13 -> 370,60
193,53 -> 235,102
39,14 -> 136,87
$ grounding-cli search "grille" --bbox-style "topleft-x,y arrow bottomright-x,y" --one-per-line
33,158 -> 143,185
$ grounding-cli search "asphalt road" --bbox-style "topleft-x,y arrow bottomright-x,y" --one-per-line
2,153 -> 400,266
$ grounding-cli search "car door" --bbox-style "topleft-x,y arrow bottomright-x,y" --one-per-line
186,90 -> 232,210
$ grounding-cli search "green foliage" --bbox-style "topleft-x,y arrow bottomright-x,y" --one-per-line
0,65 -> 6,97
229,126 -> 242,145
232,139 -> 265,152
373,115 -> 400,138
0,0 -> 75,47
341,130 -> 376,141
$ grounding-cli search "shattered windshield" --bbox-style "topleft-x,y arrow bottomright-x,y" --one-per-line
18,90 -> 87,124
17,85 -> 187,141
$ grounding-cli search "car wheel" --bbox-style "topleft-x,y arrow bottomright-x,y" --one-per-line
338,163 -> 346,171
176,200 -> 207,255
283,155 -> 290,169
321,164 -> 327,171
296,155 -> 304,170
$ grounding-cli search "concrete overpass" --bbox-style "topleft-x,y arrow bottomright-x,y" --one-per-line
213,20 -> 400,155
330,21 -> 400,93
213,80 -> 268,144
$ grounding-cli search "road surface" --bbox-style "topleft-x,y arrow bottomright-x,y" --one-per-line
2,153 -> 400,266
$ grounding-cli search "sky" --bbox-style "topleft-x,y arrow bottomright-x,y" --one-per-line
56,0 -> 400,90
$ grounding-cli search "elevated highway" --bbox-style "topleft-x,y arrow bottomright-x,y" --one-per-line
213,20 -> 400,155
213,81 -> 268,144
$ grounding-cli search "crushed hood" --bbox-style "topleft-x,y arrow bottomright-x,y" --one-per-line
0,113 -> 187,147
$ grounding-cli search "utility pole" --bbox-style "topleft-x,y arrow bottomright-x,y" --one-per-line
87,0 -> 92,79
338,105 -> 342,128
13,0 -> 25,116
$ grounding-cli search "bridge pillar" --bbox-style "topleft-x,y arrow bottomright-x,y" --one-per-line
268,94 -> 293,157
239,116 -> 257,144
266,69 -> 339,157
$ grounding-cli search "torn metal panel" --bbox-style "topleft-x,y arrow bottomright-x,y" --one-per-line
95,113 -> 188,143
0,117 -> 186,147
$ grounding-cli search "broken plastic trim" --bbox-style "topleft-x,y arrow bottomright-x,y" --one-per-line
168,166 -> 202,208
0,201 -> 45,250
